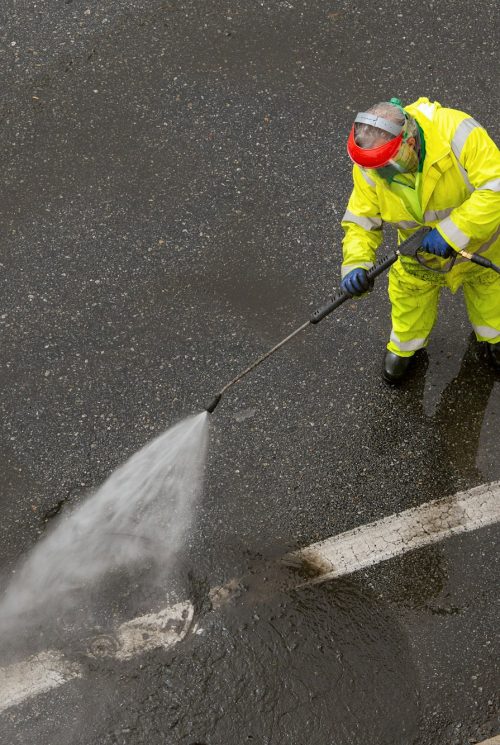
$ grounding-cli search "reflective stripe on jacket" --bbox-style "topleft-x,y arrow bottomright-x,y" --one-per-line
341,97 -> 500,288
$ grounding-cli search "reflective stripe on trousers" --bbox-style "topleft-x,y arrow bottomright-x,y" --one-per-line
472,324 -> 500,340
389,331 -> 428,353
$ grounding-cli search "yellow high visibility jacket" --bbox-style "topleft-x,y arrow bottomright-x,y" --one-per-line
341,98 -> 500,291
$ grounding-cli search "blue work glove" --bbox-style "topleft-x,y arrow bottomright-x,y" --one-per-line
422,228 -> 453,258
340,267 -> 373,297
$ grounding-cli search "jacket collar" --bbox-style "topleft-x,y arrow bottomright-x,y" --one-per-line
412,109 -> 454,210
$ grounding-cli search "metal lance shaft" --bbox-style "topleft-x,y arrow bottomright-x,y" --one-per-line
204,320 -> 311,413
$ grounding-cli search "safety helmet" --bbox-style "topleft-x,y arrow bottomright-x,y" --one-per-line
347,99 -> 419,175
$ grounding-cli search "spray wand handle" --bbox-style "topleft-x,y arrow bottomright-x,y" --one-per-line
310,251 -> 398,324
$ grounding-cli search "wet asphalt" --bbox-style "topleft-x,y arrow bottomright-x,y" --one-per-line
0,1 -> 499,743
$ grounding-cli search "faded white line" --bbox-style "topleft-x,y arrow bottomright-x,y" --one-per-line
0,651 -> 81,713
287,481 -> 500,584
478,737 -> 500,745
0,601 -> 193,713
87,600 -> 194,661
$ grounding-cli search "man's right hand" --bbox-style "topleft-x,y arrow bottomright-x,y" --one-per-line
340,267 -> 373,296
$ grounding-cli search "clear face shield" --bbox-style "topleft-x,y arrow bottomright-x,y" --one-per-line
347,108 -> 420,179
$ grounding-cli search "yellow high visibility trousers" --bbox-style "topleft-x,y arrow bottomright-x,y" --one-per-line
387,260 -> 500,357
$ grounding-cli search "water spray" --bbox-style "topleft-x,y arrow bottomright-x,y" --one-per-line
205,227 -> 500,413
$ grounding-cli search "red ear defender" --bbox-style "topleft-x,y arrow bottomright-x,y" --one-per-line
347,126 -> 403,169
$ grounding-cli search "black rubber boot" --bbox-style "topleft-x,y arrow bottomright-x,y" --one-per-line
382,351 -> 412,384
486,342 -> 500,371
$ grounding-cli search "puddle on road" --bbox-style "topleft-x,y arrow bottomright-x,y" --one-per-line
161,562 -> 420,745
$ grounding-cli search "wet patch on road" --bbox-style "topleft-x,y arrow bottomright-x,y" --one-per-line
158,578 -> 420,745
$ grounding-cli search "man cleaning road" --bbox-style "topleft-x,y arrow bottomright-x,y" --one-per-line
341,97 -> 500,382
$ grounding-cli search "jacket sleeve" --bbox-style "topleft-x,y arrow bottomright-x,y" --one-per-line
341,165 -> 383,278
436,124 -> 500,252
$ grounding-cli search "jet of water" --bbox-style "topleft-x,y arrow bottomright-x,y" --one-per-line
0,412 -> 209,634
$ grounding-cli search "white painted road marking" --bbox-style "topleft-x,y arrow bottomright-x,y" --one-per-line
87,601 -> 194,662
478,737 -> 500,744
287,481 -> 500,584
0,601 -> 193,713
0,651 -> 81,713
1,482 -> 499,714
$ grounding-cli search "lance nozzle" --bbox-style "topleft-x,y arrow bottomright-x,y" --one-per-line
205,393 -> 222,414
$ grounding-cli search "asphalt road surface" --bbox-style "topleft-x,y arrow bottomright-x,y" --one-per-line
0,1 -> 498,743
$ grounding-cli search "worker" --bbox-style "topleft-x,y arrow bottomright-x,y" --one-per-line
341,97 -> 500,382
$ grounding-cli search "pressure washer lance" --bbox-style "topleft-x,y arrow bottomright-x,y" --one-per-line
205,226 -> 500,413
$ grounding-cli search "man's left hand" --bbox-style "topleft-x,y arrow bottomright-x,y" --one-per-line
422,228 -> 453,258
